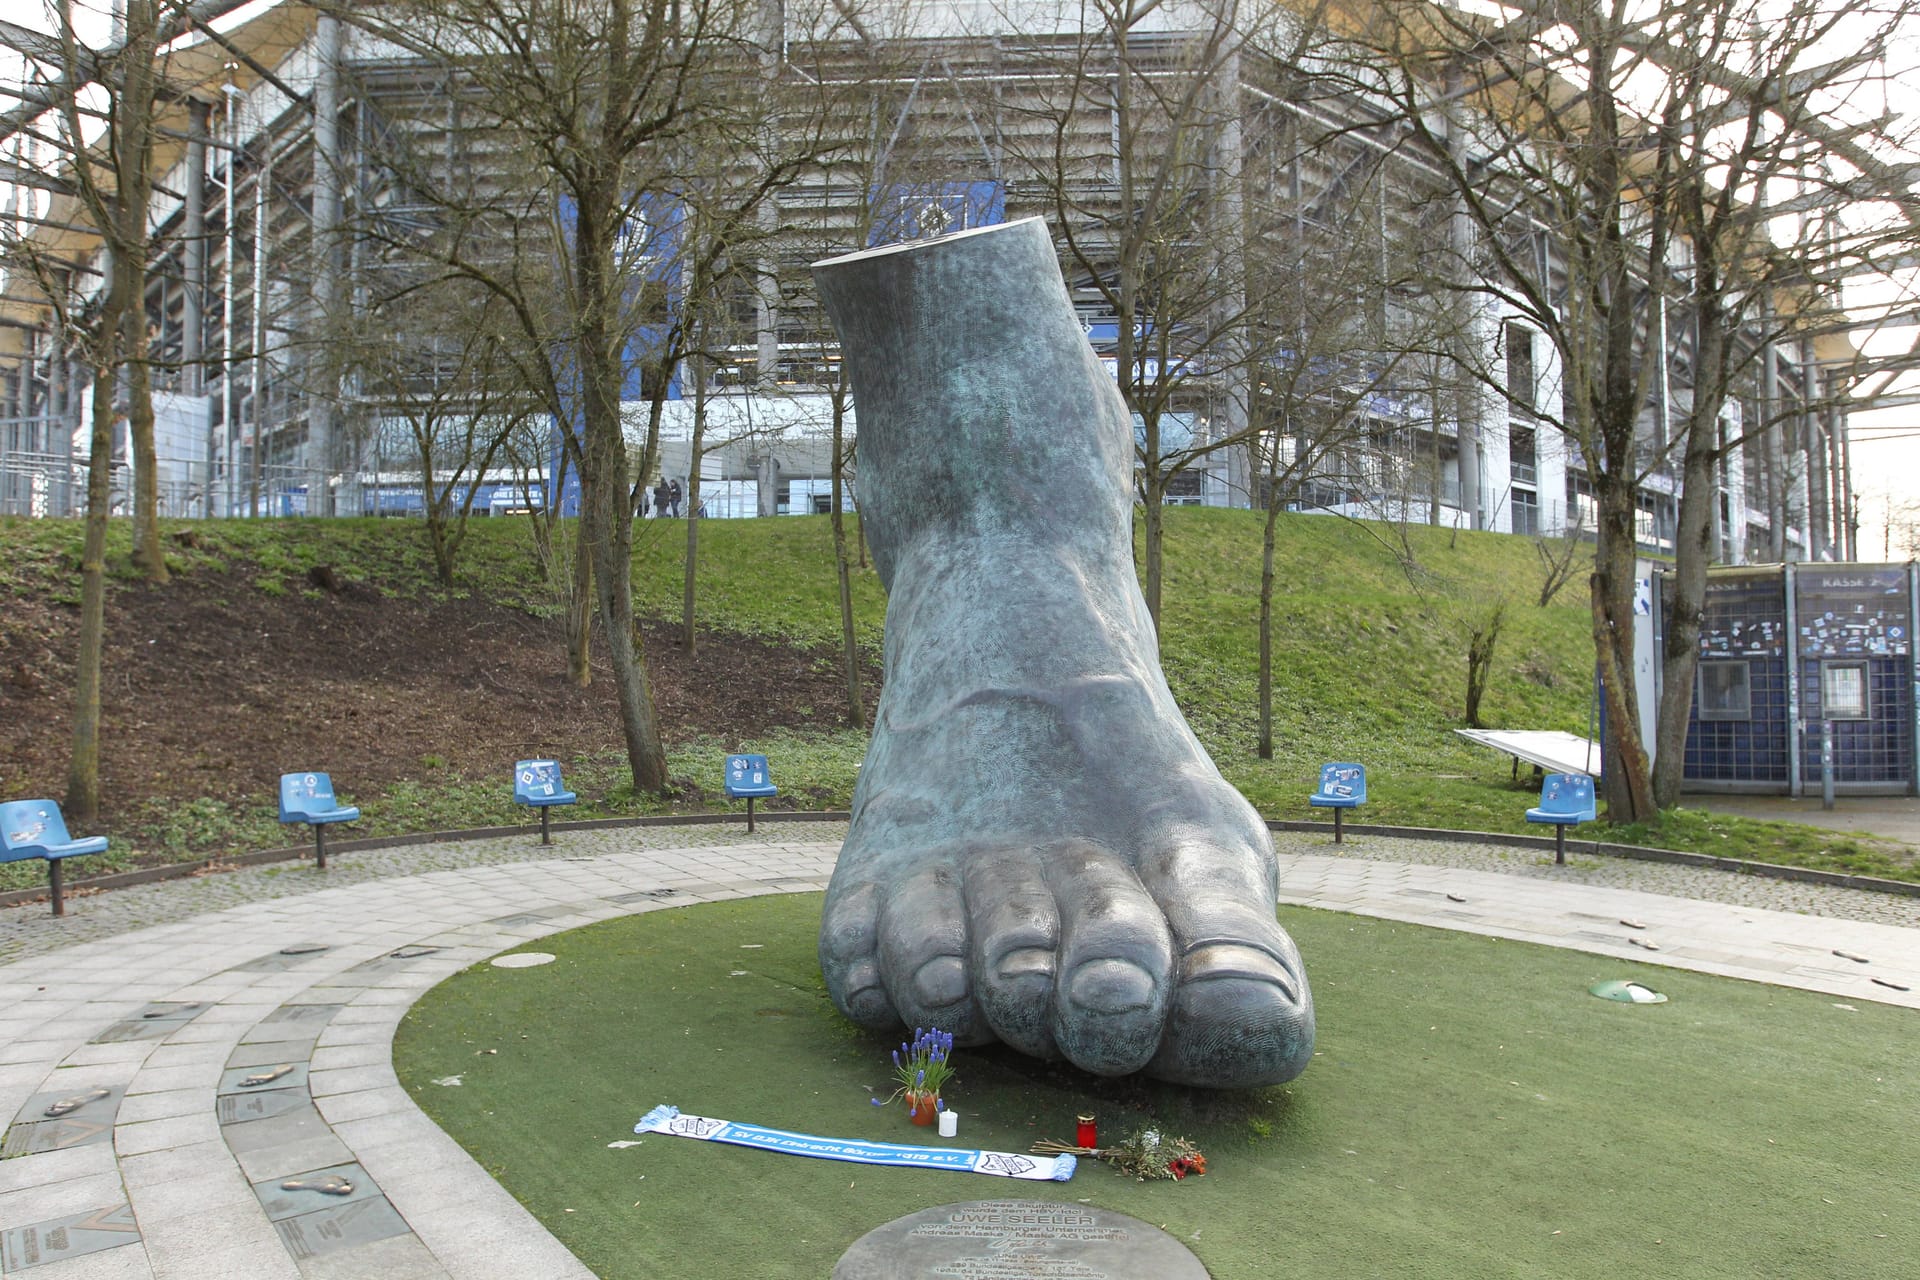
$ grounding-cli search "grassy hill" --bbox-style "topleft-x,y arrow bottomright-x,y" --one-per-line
0,507 -> 1907,889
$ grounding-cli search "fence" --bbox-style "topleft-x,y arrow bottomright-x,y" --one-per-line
0,450 -> 333,520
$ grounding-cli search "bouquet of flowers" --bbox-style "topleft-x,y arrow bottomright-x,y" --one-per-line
1032,1125 -> 1208,1180
870,1026 -> 956,1110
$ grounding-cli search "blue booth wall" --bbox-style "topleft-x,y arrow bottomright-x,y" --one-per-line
1673,563 -> 1917,795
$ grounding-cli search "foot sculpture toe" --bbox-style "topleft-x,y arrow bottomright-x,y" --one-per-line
875,864 -> 979,1039
1047,845 -> 1172,1075
964,849 -> 1063,1057
820,882 -> 896,1028
1147,964 -> 1315,1088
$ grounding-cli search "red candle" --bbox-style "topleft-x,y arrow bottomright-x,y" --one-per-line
1076,1114 -> 1097,1148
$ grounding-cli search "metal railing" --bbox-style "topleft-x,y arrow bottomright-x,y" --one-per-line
0,452 -> 339,519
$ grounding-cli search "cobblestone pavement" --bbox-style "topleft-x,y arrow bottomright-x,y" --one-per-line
8,821 -> 1917,968
1,822 -> 1916,1278
1276,829 -> 1920,928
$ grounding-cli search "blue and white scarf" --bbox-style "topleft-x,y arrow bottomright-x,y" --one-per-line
634,1105 -> 1075,1181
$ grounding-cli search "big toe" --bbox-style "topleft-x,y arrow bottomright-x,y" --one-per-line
1147,925 -> 1315,1087
1137,839 -> 1315,1087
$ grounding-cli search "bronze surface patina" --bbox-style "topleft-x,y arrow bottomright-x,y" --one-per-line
811,218 -> 1314,1088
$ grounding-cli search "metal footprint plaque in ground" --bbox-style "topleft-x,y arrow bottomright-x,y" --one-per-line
833,1199 -> 1208,1280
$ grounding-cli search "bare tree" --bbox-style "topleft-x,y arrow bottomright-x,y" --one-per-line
1534,511 -> 1588,608
1355,2 -> 1684,821
337,280 -> 541,584
991,0 -> 1278,635
14,1 -> 174,583
343,0 -> 841,793
1353,0 -> 1918,819
0,1 -> 172,818
1631,0 -> 1920,806
1236,72 -> 1421,758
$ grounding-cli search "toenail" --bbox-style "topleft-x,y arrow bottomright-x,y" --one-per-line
912,955 -> 969,1007
996,947 -> 1055,981
1066,958 -> 1157,1014
1183,944 -> 1298,999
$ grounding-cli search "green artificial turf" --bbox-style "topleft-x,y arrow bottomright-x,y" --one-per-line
393,893 -> 1919,1279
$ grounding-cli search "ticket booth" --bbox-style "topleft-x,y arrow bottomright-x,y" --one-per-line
1659,563 -> 1918,796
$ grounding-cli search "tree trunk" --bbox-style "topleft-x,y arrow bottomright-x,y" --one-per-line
831,392 -> 865,727
1654,444 -> 1715,806
125,294 -> 167,581
120,0 -> 167,583
1464,600 -> 1506,729
574,190 -> 666,792
67,357 -> 119,822
566,509 -> 593,687
681,351 -> 705,653
587,485 -> 667,791
426,486 -> 456,586
1140,472 -> 1165,642
1653,322 -> 1729,807
1257,487 -> 1280,759
1591,504 -> 1655,823
681,495 -> 701,650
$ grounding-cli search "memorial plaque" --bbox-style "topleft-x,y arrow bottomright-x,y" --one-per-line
138,1001 -> 208,1021
263,1002 -> 344,1025
487,911 -> 553,928
20,1083 -> 123,1123
253,1162 -> 379,1221
338,944 -> 442,978
218,1088 -> 310,1125
607,888 -> 680,904
234,944 -> 332,972
220,1102 -> 331,1156
218,1061 -> 311,1095
242,1003 -> 345,1045
273,1195 -> 412,1258
832,1200 -> 1209,1280
0,1117 -> 113,1157
90,1001 -> 208,1043
229,1040 -> 319,1070
0,1204 -> 139,1271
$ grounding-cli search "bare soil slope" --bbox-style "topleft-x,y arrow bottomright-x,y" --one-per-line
1,564 -> 875,831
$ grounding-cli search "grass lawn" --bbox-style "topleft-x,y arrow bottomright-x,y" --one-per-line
393,893 -> 1919,1279
6,510 -> 1912,884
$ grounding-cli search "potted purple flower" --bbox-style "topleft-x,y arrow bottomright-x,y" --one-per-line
871,1027 -> 956,1125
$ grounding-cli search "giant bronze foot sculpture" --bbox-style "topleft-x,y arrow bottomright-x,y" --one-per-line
812,218 -> 1313,1088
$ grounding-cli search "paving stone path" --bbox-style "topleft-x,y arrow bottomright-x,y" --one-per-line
2,823 -> 1916,1277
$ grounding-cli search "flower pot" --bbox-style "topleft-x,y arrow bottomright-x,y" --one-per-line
907,1091 -> 940,1125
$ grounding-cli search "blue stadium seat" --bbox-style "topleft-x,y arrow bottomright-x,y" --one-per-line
1308,762 -> 1366,843
278,772 -> 360,869
724,754 -> 778,833
514,759 -> 577,845
1526,772 -> 1596,864
0,799 -> 108,917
